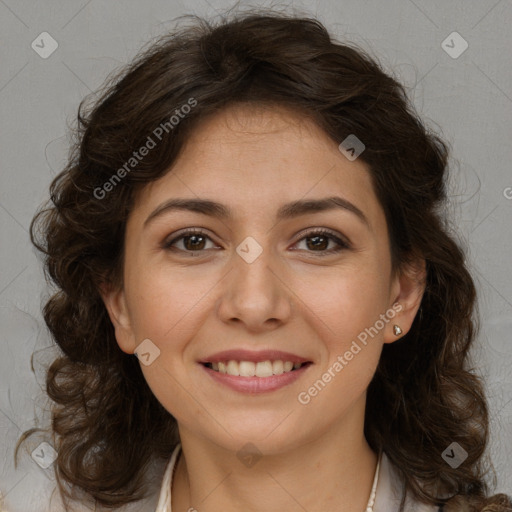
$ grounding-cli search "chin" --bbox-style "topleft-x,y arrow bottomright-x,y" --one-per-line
201,416 -> 314,456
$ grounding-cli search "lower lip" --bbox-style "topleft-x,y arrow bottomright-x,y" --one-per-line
201,363 -> 311,394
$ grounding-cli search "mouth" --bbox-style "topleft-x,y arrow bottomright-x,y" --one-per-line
198,349 -> 313,393
199,350 -> 313,393
202,360 -> 311,377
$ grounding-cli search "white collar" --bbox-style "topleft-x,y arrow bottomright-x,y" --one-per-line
373,452 -> 439,512
155,443 -> 181,512
155,444 -> 439,512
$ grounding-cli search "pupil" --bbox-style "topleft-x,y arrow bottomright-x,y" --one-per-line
186,235 -> 205,250
307,235 -> 327,251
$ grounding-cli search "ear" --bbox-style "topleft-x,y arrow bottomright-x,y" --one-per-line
384,257 -> 426,344
98,282 -> 137,354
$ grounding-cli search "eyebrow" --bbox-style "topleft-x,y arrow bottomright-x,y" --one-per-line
143,196 -> 370,228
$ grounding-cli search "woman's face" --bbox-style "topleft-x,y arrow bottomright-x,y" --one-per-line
102,104 -> 423,454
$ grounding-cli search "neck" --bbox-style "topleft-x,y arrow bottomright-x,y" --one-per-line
171,406 -> 378,512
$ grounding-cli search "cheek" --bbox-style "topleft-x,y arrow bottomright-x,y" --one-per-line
295,266 -> 390,407
125,260 -> 214,342
298,262 -> 391,345
295,271 -> 388,413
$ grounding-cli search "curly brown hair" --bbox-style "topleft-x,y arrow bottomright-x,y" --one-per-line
16,9 -> 511,512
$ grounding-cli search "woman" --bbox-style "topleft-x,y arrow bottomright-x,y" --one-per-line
16,9 -> 511,512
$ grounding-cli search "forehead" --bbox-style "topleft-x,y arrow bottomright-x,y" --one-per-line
131,104 -> 385,231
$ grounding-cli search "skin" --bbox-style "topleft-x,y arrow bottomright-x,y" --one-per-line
101,103 -> 425,512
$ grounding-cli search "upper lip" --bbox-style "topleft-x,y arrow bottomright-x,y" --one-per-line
199,349 -> 311,364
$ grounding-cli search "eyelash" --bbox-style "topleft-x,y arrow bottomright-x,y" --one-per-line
161,228 -> 350,256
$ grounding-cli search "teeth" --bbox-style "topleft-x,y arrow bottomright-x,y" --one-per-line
208,360 -> 304,377
239,361 -> 255,377
227,360 -> 239,376
255,361 -> 273,377
272,360 -> 284,375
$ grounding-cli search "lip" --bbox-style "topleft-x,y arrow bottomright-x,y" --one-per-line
201,362 -> 312,394
199,349 -> 310,364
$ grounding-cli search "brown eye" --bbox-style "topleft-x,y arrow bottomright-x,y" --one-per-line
293,229 -> 350,255
181,234 -> 207,251
162,229 -> 218,253
305,234 -> 329,251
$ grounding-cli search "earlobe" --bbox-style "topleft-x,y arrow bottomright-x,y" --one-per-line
98,283 -> 137,354
384,258 -> 426,344
392,324 -> 403,336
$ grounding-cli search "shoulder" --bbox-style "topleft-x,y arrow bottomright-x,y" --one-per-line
17,455 -> 168,512
374,454 -> 512,512
374,452 -> 441,512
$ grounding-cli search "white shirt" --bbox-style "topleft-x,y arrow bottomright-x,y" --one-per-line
155,444 -> 440,512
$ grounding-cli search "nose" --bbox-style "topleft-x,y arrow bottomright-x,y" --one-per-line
215,243 -> 293,332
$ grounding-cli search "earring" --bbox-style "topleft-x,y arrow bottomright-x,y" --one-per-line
393,325 -> 402,336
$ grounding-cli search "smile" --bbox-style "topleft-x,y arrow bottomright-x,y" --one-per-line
203,360 -> 307,377
199,349 -> 312,393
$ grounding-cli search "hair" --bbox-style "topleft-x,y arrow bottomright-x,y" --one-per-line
16,8 -> 511,512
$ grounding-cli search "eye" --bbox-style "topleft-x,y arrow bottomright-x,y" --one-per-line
292,228 -> 350,256
162,228 -> 219,253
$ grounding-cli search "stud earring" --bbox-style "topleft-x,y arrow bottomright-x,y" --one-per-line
393,325 -> 402,336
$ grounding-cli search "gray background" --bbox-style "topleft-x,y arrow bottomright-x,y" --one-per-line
1,0 -> 511,510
